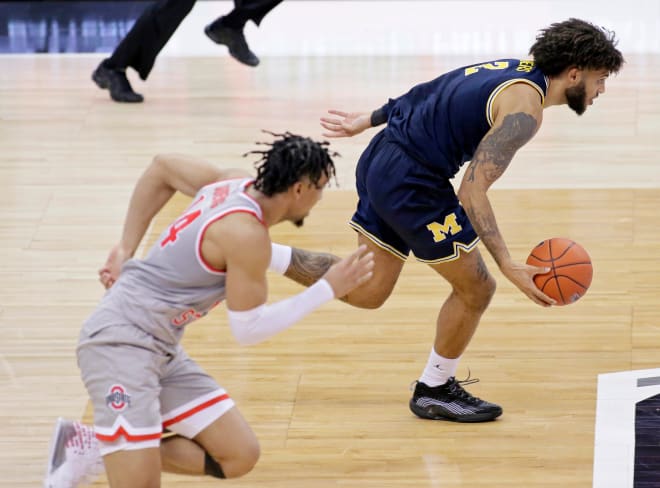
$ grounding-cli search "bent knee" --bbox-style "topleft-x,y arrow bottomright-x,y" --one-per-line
457,275 -> 497,311
477,275 -> 497,308
210,440 -> 261,479
230,441 -> 261,478
484,274 -> 497,299
344,280 -> 396,309
234,455 -> 260,478
346,290 -> 390,309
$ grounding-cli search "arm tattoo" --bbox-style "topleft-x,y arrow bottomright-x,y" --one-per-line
463,112 -> 537,264
283,247 -> 339,287
466,112 -> 537,184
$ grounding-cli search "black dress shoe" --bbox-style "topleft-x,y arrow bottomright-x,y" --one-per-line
92,61 -> 144,103
204,23 -> 260,67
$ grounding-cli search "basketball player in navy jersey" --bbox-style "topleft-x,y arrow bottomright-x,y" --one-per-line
274,19 -> 624,422
43,133 -> 374,487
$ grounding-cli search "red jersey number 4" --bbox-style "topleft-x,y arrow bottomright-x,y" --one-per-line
159,185 -> 230,248
160,209 -> 202,248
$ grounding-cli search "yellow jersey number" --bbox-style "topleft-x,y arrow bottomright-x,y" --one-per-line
464,61 -> 509,76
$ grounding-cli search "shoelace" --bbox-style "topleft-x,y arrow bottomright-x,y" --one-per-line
409,368 -> 482,403
447,371 -> 483,403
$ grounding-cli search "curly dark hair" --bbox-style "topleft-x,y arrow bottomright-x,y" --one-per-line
529,18 -> 624,77
246,131 -> 338,196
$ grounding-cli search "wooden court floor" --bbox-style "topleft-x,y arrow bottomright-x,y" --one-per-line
1,54 -> 659,487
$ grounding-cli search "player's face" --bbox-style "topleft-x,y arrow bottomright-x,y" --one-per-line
566,69 -> 609,115
290,174 -> 329,227
565,80 -> 587,115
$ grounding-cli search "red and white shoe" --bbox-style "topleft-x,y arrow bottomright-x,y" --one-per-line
44,418 -> 104,488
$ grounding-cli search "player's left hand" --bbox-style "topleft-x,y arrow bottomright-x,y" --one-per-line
320,110 -> 371,138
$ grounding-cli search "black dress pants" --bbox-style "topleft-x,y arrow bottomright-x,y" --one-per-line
222,0 -> 283,28
108,0 -> 283,80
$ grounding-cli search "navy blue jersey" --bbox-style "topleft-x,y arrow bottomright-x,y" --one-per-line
381,59 -> 548,178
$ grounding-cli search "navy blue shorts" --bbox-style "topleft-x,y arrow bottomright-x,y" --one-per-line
350,131 -> 479,263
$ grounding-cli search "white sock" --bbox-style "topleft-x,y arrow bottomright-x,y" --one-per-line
418,348 -> 460,387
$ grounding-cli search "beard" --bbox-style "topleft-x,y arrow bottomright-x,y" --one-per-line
566,81 -> 587,115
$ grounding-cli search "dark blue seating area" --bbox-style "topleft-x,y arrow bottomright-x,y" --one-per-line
0,1 -> 151,53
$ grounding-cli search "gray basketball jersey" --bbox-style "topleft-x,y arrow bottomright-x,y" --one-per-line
83,178 -> 263,344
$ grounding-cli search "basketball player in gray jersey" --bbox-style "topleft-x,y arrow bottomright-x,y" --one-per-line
44,132 -> 374,488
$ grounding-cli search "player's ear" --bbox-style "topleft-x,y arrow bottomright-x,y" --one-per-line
290,181 -> 304,198
566,66 -> 581,84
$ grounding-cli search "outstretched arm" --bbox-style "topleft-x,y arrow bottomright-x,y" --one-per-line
457,83 -> 554,306
272,245 -> 364,306
284,247 -> 340,286
99,154 -> 249,288
219,219 -> 374,345
320,110 -> 372,138
320,96 -> 397,138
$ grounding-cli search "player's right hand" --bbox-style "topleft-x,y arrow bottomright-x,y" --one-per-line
322,244 -> 374,298
501,260 -> 556,307
320,110 -> 371,138
98,244 -> 131,289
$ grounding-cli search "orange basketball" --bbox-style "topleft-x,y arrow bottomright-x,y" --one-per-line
526,238 -> 593,306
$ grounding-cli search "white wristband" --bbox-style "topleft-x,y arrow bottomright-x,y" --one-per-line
269,243 -> 292,275
227,278 -> 334,345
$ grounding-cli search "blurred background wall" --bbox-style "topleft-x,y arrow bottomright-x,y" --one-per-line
1,0 -> 659,56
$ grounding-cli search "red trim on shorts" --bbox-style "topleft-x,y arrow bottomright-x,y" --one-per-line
162,393 -> 231,429
95,427 -> 162,443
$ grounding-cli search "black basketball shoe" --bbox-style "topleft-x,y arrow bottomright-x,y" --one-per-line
409,376 -> 503,422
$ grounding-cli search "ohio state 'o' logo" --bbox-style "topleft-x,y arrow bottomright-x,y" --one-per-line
105,384 -> 131,411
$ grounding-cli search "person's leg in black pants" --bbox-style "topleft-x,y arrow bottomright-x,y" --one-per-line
205,0 -> 283,67
92,0 -> 197,103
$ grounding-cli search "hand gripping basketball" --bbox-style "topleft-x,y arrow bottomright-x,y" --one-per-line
526,238 -> 593,306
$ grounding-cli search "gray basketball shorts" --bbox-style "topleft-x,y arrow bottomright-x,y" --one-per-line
77,323 -> 235,455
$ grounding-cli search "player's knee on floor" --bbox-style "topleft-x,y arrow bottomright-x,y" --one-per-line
205,442 -> 260,479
